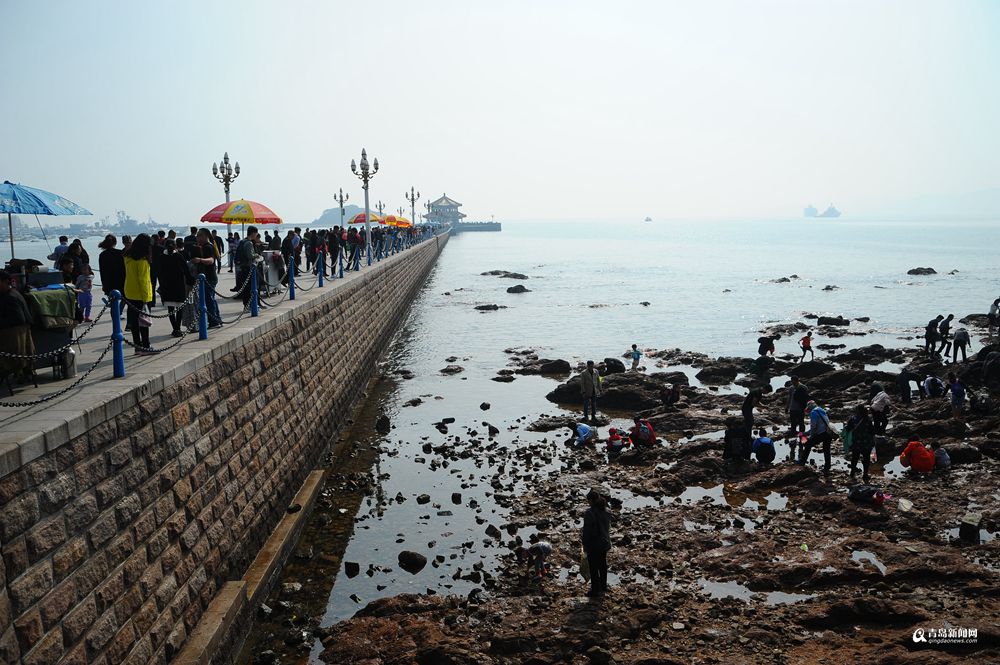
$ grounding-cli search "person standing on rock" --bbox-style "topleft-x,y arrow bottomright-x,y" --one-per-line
581,488 -> 611,598
870,383 -> 891,435
937,314 -> 955,357
947,372 -> 966,419
787,376 -> 810,446
798,331 -> 814,363
896,368 -> 921,404
989,298 -> 1000,337
797,401 -> 833,475
952,327 -> 972,363
845,405 -> 875,483
629,344 -> 642,370
924,315 -> 943,356
580,360 -> 602,421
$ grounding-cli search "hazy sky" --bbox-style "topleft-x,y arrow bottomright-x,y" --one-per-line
3,0 -> 999,224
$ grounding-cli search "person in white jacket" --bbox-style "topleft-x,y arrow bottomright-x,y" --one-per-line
871,384 -> 892,435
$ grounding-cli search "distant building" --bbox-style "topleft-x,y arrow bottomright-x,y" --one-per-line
423,194 -> 467,224
804,205 -> 818,217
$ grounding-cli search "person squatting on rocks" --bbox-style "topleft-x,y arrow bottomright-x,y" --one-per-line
924,314 -> 943,356
526,540 -> 552,579
900,436 -> 936,473
567,422 -> 597,447
797,401 -> 833,475
581,488 -> 611,598
845,404 -> 876,484
606,427 -> 629,459
952,327 -> 972,363
661,383 -> 682,408
923,374 -> 946,399
798,331 -> 814,362
870,383 -> 891,435
896,368 -> 922,404
931,441 -> 951,470
751,429 -> 775,466
579,360 -> 602,421
629,416 -> 657,447
629,343 -> 642,370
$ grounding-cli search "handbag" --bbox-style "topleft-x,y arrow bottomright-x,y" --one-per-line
138,305 -> 153,328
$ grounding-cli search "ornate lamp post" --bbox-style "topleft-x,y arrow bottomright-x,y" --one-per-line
211,152 -> 240,202
350,149 -> 378,265
376,200 -> 386,217
424,200 -> 432,223
334,188 -> 349,227
405,186 -> 420,227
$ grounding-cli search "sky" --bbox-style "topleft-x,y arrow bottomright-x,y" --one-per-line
2,0 -> 999,224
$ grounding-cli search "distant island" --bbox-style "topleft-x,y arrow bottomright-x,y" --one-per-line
804,204 -> 842,218
311,205 -> 363,226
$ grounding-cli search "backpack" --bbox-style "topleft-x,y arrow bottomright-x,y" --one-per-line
638,423 -> 651,439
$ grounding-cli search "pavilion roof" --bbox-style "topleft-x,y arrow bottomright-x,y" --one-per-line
430,194 -> 462,207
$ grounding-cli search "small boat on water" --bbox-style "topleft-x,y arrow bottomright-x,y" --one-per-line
644,216 -> 652,222
804,204 -> 841,218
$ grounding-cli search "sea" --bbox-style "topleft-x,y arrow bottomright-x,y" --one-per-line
10,218 -> 1000,656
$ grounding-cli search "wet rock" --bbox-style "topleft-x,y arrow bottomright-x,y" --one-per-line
603,357 -> 627,374
492,375 -> 516,382
816,315 -> 850,326
961,313 -> 990,327
487,424 -> 500,436
282,582 -> 302,594
397,550 -> 428,574
515,358 -> 572,375
959,512 -> 983,542
822,285 -> 839,291
907,267 -> 936,275
403,398 -> 423,408
253,650 -> 279,665
798,598 -> 929,627
640,301 -> 651,306
375,415 -> 391,434
528,415 -> 609,431
547,371 -> 688,410
772,277 -> 792,283
480,402 -> 491,410
506,284 -> 531,293
440,365 -> 465,375
694,363 -> 741,384
344,562 -> 360,578
789,360 -> 835,379
474,304 -> 506,311
944,443 -> 982,465
417,494 -> 431,504
490,635 -> 538,654
482,270 -> 529,279
485,524 -> 502,539
451,492 -> 462,504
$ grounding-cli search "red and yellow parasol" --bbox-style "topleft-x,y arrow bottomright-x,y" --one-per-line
348,212 -> 383,225
201,199 -> 282,226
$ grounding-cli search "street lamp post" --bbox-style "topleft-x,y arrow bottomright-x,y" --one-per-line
405,186 -> 420,228
334,188 -> 349,228
211,152 -> 240,203
424,200 -> 432,224
350,149 -> 378,266
376,200 -> 386,217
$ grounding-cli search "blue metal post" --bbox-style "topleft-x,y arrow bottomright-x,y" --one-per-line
318,250 -> 325,287
289,255 -> 296,300
338,246 -> 344,278
110,290 -> 125,378
197,274 -> 208,340
250,267 -> 259,317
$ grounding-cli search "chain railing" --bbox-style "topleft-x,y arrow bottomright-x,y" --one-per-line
0,299 -> 109,360
0,339 -> 114,407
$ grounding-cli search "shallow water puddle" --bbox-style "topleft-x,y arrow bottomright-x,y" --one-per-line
697,578 -> 814,606
851,550 -> 887,575
676,483 -> 788,511
942,527 -> 998,544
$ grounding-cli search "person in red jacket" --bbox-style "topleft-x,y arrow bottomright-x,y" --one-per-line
900,437 -> 936,473
629,417 -> 657,447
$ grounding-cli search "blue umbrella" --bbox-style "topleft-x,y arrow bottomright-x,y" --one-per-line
0,180 -> 92,261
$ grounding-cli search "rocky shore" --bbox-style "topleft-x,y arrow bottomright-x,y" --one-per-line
251,316 -> 1000,665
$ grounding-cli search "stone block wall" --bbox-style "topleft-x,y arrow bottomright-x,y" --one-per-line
0,236 -> 447,664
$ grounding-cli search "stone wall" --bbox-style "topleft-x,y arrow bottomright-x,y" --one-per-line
0,236 -> 448,664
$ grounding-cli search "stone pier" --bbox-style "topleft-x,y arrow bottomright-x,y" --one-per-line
0,234 -> 449,664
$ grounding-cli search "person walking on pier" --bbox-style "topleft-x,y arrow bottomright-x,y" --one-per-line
580,360 -> 602,421
581,488 -> 612,598
235,226 -> 260,308
158,239 -> 192,337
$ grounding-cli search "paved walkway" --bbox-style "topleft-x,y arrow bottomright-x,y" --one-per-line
0,240 -> 442,476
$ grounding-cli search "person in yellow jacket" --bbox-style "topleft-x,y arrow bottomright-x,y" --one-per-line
124,233 -> 159,355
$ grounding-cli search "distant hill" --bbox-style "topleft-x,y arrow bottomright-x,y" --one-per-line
311,205 -> 363,226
